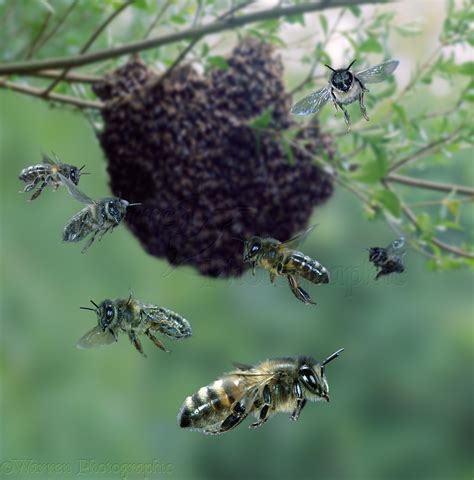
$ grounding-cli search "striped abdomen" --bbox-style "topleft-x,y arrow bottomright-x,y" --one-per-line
282,252 -> 329,284
178,376 -> 247,432
19,164 -> 51,182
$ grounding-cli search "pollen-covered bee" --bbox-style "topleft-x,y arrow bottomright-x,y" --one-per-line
368,237 -> 407,280
291,59 -> 399,128
18,152 -> 87,201
78,295 -> 192,357
59,173 -> 140,253
243,225 -> 329,305
178,348 -> 344,435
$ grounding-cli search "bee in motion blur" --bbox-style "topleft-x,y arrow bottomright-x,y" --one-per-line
59,174 -> 140,253
78,295 -> 192,356
243,225 -> 329,305
18,152 -> 87,201
368,237 -> 407,280
291,59 -> 399,128
178,348 -> 344,435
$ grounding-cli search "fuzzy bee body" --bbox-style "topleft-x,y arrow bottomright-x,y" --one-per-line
291,59 -> 399,128
368,237 -> 407,280
59,174 -> 140,252
18,153 -> 85,201
78,296 -> 192,356
178,349 -> 344,435
243,225 -> 329,305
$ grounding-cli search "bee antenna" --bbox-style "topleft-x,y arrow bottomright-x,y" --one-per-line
321,348 -> 344,366
231,236 -> 245,243
90,300 -> 99,309
128,203 -> 142,207
80,306 -> 96,312
346,59 -> 357,71
324,64 -> 336,72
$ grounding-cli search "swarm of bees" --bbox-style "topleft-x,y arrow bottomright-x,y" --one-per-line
17,48 -> 407,437
78,295 -> 192,356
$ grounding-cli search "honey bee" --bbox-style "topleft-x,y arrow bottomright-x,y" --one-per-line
178,348 -> 344,435
59,173 -> 140,253
78,295 -> 192,357
18,152 -> 87,201
291,59 -> 399,128
243,225 -> 329,305
368,237 -> 407,280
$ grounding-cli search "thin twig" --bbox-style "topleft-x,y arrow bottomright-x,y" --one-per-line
388,127 -> 464,173
31,69 -> 101,83
386,173 -> 474,196
0,79 -> 103,109
142,0 -> 173,39
25,12 -> 52,59
42,0 -> 134,96
0,0 -> 389,75
407,197 -> 474,208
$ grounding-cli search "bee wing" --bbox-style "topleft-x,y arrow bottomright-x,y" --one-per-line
77,326 -> 116,349
291,87 -> 330,116
355,60 -> 399,84
385,237 -> 407,257
58,173 -> 95,205
142,306 -> 192,339
280,224 -> 318,250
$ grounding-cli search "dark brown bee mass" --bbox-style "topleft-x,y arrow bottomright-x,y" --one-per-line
93,39 -> 334,277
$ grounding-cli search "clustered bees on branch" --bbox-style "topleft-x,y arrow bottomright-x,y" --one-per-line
18,38 -> 406,435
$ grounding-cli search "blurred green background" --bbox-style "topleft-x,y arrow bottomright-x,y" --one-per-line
1,1 -> 473,480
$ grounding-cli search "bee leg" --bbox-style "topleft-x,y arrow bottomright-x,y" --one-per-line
269,272 -> 277,284
219,401 -> 247,433
330,88 -> 338,112
29,177 -> 50,201
146,330 -> 170,353
80,232 -> 98,253
339,104 -> 352,130
129,331 -> 147,358
290,382 -> 306,421
250,385 -> 272,428
287,275 -> 316,305
252,262 -> 256,275
96,227 -> 112,242
358,92 -> 370,121
23,175 -> 42,193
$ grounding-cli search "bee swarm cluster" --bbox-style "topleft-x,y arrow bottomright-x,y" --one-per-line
93,39 -> 335,277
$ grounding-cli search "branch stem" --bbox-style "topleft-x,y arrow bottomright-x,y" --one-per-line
386,173 -> 474,196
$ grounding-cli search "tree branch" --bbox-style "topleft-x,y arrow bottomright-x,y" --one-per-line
0,79 -> 103,110
42,0 -> 133,96
0,0 -> 389,76
25,11 -> 52,59
142,0 -> 173,40
30,69 -> 101,83
386,173 -> 474,196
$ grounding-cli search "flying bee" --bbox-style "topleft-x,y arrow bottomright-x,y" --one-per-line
59,173 -> 140,253
368,237 -> 407,280
78,295 -> 192,357
18,152 -> 87,201
243,225 -> 329,305
178,348 -> 344,435
291,59 -> 399,128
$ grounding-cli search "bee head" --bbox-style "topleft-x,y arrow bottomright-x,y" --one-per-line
80,299 -> 117,331
325,60 -> 356,93
243,236 -> 263,262
368,247 -> 386,264
298,348 -> 344,402
105,199 -> 128,224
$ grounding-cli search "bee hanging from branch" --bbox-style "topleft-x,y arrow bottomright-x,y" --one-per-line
291,59 -> 399,128
18,152 -> 88,201
178,348 -> 344,435
78,295 -> 192,357
59,173 -> 141,253
242,225 -> 329,305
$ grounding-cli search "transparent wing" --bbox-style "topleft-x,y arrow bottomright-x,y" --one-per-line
355,60 -> 399,84
385,237 -> 407,257
77,325 -> 116,349
59,173 -> 95,205
281,224 -> 317,250
291,87 -> 330,116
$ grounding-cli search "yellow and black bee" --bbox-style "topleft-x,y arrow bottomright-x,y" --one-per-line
178,348 -> 343,435
18,152 -> 87,201
78,295 -> 192,357
243,225 -> 329,305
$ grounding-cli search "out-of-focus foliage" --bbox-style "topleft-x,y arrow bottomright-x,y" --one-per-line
0,1 -> 473,480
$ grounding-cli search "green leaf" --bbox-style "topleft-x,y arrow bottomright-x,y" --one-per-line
207,56 -> 229,70
286,14 -> 305,26
319,15 -> 328,35
359,36 -> 383,53
372,189 -> 401,217
171,14 -> 186,24
249,109 -> 273,130
353,145 -> 388,183
280,135 -> 294,165
349,5 -> 361,17
39,0 -> 55,13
